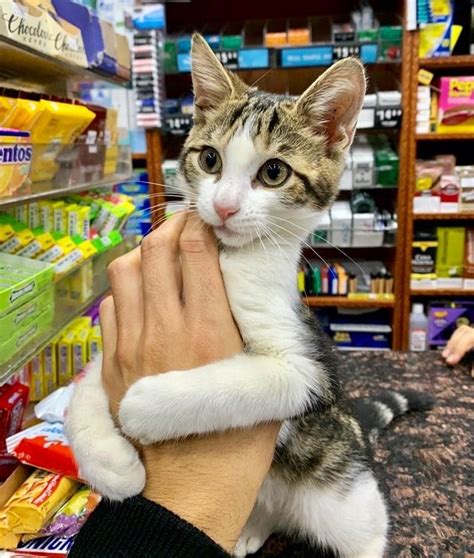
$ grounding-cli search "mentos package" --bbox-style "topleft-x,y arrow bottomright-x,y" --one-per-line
438,76 -> 474,134
0,129 -> 32,198
428,301 -> 474,349
7,423 -> 78,479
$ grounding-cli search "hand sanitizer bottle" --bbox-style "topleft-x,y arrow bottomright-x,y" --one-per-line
409,303 -> 428,351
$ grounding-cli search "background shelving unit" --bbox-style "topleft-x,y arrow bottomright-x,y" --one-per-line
143,0 -> 411,350
0,38 -> 134,383
399,32 -> 474,349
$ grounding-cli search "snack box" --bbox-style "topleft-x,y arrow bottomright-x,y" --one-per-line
0,305 -> 54,365
438,76 -> 474,134
0,0 -> 51,56
51,0 -> 112,72
0,254 -> 53,317
0,286 -> 53,343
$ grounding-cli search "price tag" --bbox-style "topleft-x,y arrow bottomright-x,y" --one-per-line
332,44 -> 361,61
215,50 -> 239,69
375,107 -> 402,128
165,116 -> 193,135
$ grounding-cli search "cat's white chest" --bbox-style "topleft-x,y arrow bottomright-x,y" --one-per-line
219,247 -> 303,356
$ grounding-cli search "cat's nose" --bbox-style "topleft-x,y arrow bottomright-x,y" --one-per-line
214,203 -> 239,222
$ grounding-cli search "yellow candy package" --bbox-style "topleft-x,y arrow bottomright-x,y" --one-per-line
22,486 -> 101,542
0,469 -> 78,537
0,128 -> 32,197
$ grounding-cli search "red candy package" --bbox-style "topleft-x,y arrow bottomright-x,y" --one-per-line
0,382 -> 29,481
7,422 -> 78,480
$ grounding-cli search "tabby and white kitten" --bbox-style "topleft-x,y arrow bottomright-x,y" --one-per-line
66,35 -> 431,557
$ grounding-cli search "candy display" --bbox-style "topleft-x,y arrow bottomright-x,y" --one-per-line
6,422 -> 78,480
411,226 -> 474,290
0,91 -> 130,195
414,153 -> 474,213
22,486 -> 100,541
0,469 -> 78,547
0,0 -> 130,78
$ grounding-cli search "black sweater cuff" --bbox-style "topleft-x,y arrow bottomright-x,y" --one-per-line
70,495 -> 230,558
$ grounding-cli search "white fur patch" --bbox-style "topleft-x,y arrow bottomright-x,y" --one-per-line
373,401 -> 394,426
392,392 -> 408,413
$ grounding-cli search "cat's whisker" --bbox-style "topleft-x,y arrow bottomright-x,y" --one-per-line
270,215 -> 367,276
267,219 -> 333,274
249,66 -> 277,88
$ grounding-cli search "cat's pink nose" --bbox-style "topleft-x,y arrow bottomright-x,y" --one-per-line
214,203 -> 239,222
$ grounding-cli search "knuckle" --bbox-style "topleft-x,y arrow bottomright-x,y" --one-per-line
115,346 -> 133,370
107,255 -> 129,279
179,235 -> 207,254
141,229 -> 171,254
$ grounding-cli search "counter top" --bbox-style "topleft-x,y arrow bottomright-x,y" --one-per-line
261,351 -> 472,557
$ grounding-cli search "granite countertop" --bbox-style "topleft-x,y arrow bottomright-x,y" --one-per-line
260,351 -> 473,558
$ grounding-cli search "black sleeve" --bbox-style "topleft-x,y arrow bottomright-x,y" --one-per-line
70,495 -> 231,558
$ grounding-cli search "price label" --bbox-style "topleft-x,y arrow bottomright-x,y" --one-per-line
375,107 -> 402,128
165,116 -> 193,135
215,50 -> 239,69
332,44 -> 361,61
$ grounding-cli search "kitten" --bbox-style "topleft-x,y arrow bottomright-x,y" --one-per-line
66,35 -> 432,557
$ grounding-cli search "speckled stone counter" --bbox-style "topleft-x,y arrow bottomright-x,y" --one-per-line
260,351 -> 473,558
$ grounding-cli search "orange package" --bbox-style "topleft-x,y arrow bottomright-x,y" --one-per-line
0,128 -> 32,197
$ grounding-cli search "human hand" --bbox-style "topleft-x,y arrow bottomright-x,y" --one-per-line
442,324 -> 474,366
100,212 -> 280,552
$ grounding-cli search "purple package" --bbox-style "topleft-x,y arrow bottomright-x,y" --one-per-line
428,301 -> 474,349
51,0 -> 117,75
83,299 -> 103,325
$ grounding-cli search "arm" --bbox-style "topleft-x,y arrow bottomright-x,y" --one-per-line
119,353 -> 313,444
70,497 -> 230,558
71,213 -> 279,555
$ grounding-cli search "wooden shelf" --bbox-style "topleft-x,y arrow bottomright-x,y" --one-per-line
414,213 -> 474,220
132,153 -> 147,161
411,289 -> 474,297
419,55 -> 474,69
303,296 -> 395,308
416,132 -> 474,141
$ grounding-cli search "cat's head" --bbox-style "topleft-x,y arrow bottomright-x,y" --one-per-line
180,34 -> 366,248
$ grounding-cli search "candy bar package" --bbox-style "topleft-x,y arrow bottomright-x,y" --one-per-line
23,486 -> 100,541
14,535 -> 74,556
0,469 -> 78,546
7,423 -> 78,479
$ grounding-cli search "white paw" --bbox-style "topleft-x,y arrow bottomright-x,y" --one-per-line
71,430 -> 145,501
234,531 -> 269,557
119,375 -> 186,444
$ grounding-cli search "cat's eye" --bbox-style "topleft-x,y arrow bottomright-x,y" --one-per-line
258,159 -> 291,188
199,147 -> 222,174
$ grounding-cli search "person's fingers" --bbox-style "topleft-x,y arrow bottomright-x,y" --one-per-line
443,326 -> 470,358
107,247 -> 144,352
141,211 -> 188,332
180,213 -> 231,323
445,330 -> 474,365
99,295 -> 117,360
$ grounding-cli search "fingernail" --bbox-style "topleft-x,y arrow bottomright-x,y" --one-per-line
442,350 -> 448,357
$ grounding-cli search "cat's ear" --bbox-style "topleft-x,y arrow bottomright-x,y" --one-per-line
296,58 -> 366,151
191,34 -> 246,112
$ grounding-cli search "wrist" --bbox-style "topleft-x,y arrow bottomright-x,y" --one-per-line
140,425 -> 279,552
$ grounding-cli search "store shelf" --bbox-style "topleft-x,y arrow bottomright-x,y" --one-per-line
413,213 -> 474,220
0,35 -> 130,92
416,132 -> 474,141
132,153 -> 147,161
164,105 -> 403,135
0,243 -> 127,384
303,296 -> 395,308
0,174 -> 131,209
419,55 -> 474,69
411,289 -> 474,297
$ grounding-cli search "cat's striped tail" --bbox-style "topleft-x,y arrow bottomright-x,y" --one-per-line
351,390 -> 435,442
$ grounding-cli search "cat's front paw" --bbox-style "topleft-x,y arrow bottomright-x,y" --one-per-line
119,374 -> 186,444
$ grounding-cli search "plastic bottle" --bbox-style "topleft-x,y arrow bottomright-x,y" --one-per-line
409,303 -> 428,351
